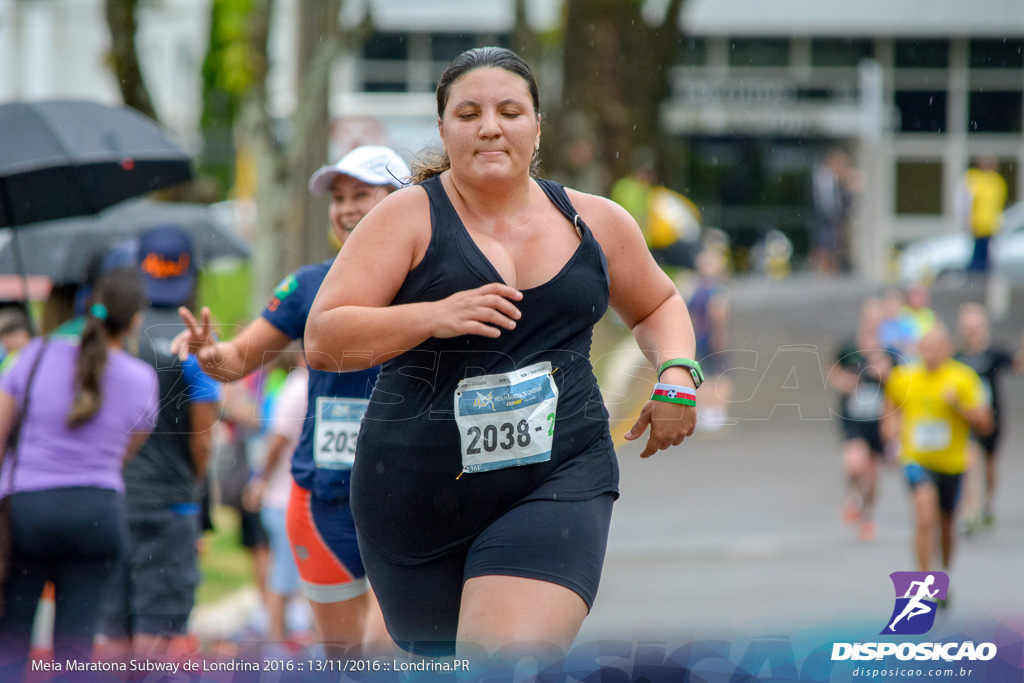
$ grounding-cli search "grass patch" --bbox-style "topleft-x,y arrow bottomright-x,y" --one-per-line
197,262 -> 254,332
196,505 -> 255,606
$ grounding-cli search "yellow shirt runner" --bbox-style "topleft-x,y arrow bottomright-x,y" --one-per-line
884,359 -> 986,475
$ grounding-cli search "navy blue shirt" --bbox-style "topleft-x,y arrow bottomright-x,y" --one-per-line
262,260 -> 380,501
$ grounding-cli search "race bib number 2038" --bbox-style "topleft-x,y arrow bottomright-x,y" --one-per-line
454,362 -> 559,475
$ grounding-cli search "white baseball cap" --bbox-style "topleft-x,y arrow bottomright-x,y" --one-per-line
308,145 -> 411,194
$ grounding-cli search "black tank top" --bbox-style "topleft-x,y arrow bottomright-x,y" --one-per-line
352,175 -> 619,563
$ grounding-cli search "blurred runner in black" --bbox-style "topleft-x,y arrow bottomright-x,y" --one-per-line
954,303 -> 1023,532
829,297 -> 899,542
95,228 -> 221,661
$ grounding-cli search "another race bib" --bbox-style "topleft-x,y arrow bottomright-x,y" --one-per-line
454,361 -> 559,474
313,397 -> 367,470
846,382 -> 884,420
912,420 -> 952,452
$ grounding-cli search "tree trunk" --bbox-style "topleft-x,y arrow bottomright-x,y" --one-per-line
104,0 -> 159,121
511,0 -> 539,67
238,0 -> 342,309
289,0 -> 340,268
554,0 -> 685,189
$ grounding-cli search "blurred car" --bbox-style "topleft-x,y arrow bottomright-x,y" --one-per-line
898,201 -> 1024,284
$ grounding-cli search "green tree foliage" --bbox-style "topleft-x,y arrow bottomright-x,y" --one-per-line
201,0 -> 256,130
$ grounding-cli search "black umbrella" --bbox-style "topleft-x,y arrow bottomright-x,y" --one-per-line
0,99 -> 193,323
0,199 -> 251,285
0,100 -> 193,227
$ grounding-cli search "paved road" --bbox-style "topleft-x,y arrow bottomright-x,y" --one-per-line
184,273 -> 1021,678
581,274 -> 1024,645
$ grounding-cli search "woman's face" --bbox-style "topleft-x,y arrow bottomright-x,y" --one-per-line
438,67 -> 540,184
329,175 -> 392,244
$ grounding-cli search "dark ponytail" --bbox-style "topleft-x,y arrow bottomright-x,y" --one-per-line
67,267 -> 147,427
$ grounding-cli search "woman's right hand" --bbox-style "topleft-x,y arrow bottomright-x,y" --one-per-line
429,283 -> 523,339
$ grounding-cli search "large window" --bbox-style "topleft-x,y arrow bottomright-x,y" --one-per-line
728,38 -> 789,67
895,160 -> 943,214
363,32 -> 409,61
361,31 -> 513,92
968,91 -> 1023,133
969,39 -> 1024,68
811,38 -> 874,67
677,37 -> 707,67
360,33 -> 411,92
895,91 -> 947,133
362,79 -> 408,93
431,33 -> 476,62
676,136 -> 819,264
895,39 -> 949,68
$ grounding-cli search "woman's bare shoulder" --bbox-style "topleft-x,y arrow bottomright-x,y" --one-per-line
337,183 -> 433,271
563,186 -> 640,241
371,183 -> 429,219
356,183 -> 431,241
565,186 -> 631,217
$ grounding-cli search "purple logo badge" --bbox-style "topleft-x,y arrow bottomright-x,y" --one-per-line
881,572 -> 949,635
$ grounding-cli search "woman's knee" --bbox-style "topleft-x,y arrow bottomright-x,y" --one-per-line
458,575 -> 587,653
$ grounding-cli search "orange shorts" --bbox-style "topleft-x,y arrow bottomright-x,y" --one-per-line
285,482 -> 367,603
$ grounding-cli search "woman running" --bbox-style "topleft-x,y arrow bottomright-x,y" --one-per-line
305,47 -> 701,662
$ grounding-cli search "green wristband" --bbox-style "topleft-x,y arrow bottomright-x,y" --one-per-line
657,358 -> 705,388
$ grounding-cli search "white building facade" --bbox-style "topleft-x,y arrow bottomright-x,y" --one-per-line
671,0 -> 1024,278
2,0 -> 1022,279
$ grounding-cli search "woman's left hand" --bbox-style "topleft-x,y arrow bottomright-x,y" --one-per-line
623,399 -> 697,458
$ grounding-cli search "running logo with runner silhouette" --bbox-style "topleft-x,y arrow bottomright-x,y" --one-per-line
881,571 -> 949,635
